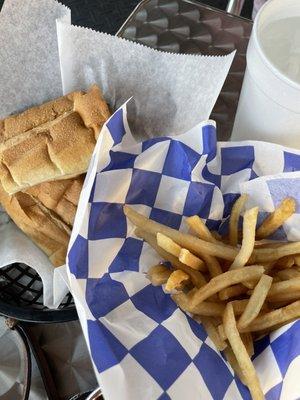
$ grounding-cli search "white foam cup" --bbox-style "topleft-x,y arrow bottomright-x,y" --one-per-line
231,0 -> 300,148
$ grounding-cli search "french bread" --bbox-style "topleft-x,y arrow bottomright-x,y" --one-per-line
0,183 -> 70,267
25,175 -> 84,227
0,85 -> 110,194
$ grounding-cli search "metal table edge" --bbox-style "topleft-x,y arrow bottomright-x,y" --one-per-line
117,0 -> 252,37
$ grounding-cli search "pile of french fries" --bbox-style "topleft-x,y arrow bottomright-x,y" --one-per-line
124,196 -> 300,400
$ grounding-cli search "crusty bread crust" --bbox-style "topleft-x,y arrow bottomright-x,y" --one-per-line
25,175 -> 84,227
0,85 -> 110,194
0,174 -> 84,267
0,184 -> 70,267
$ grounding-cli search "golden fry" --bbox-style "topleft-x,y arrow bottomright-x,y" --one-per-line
220,303 -> 271,342
229,194 -> 248,246
172,292 -> 225,317
294,255 -> 300,266
211,231 -> 222,241
136,229 -> 207,288
240,300 -> 300,332
275,255 -> 294,269
165,270 -> 189,292
186,215 -> 224,278
186,215 -> 218,243
223,347 -> 247,386
203,254 -> 223,278
242,332 -> 254,357
227,299 -> 269,322
132,196 -> 300,399
188,216 -> 225,278
191,266 -> 265,307
223,304 -> 264,400
157,233 -> 181,257
268,276 -> 300,295
179,248 -> 206,272
238,275 -> 273,330
180,215 -> 223,278
254,241 -> 287,248
196,316 -> 227,351
254,318 -> 298,338
219,284 -> 249,301
147,264 -> 171,286
124,206 -> 238,260
256,197 -> 296,239
230,299 -> 249,315
253,241 -> 300,263
218,324 -> 226,341
230,207 -> 259,270
242,279 -> 257,290
268,292 -> 300,303
276,269 -> 300,280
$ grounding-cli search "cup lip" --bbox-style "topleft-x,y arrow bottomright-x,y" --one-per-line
253,0 -> 300,90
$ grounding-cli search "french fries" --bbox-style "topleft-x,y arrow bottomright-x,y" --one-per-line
218,324 -> 226,342
172,291 -> 225,317
256,197 -> 296,239
157,232 -> 207,272
157,233 -> 181,257
178,249 -> 204,271
219,284 -> 249,301
275,255 -> 294,269
229,194 -> 248,246
197,316 -> 227,351
242,332 -> 254,357
223,304 -> 264,400
231,299 -> 250,315
147,264 -> 172,286
191,266 -> 264,308
238,275 -> 273,330
136,228 -> 207,288
186,215 -> 218,243
276,269 -> 300,280
240,300 -> 300,332
294,255 -> 300,266
223,347 -> 247,386
185,215 -> 223,277
165,270 -> 189,292
267,291 -> 300,303
178,249 -> 206,271
253,241 -> 300,263
202,254 -> 223,278
230,207 -> 259,270
267,276 -> 300,298
124,195 -> 300,400
124,205 -> 238,260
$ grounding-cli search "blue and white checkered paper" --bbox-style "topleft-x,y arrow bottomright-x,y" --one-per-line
68,102 -> 300,400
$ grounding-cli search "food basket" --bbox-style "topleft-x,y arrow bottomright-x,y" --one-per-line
0,0 -> 251,323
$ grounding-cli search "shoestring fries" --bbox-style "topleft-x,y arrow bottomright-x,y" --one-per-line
124,205 -> 238,260
124,195 -> 299,399
185,214 -> 223,277
229,194 -> 248,246
230,207 -> 259,270
237,275 -> 273,330
256,197 -> 296,239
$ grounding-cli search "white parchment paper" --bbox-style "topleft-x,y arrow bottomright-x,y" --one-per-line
0,0 -> 234,307
57,22 -> 235,138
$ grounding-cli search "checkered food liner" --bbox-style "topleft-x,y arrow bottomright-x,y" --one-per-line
68,102 -> 300,400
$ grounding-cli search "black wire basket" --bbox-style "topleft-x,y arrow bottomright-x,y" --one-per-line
0,0 -> 251,324
0,263 -> 77,323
